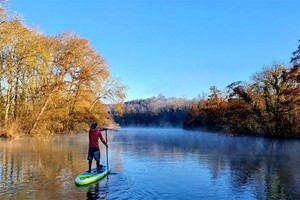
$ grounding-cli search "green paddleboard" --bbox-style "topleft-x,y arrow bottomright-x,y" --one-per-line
75,166 -> 111,185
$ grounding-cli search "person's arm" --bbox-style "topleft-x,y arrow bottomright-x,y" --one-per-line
99,131 -> 108,148
99,127 -> 107,132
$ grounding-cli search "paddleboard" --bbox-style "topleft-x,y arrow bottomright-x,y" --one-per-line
75,166 -> 111,185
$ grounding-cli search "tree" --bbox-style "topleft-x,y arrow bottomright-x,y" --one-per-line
0,6 -> 127,136
291,40 -> 300,64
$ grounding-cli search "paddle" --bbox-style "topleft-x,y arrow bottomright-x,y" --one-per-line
105,129 -> 109,179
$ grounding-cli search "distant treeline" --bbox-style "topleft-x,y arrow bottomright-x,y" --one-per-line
116,41 -> 300,137
0,4 -> 126,137
112,96 -> 191,127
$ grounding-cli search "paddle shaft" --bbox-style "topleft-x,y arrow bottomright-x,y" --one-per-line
105,129 -> 109,175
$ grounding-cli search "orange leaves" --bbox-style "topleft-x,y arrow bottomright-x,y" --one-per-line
185,63 -> 300,136
0,7 -> 126,135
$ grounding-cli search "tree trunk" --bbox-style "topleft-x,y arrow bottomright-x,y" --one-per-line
88,99 -> 98,112
13,76 -> 19,120
28,89 -> 53,134
4,74 -> 13,129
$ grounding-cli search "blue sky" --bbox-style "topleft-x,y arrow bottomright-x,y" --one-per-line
8,0 -> 300,101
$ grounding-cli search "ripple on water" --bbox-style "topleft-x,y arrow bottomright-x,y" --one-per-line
2,129 -> 300,199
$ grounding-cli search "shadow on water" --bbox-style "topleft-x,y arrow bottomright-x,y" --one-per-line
81,181 -> 109,200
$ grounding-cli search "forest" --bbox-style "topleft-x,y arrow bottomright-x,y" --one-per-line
112,95 -> 191,127
0,4 -> 126,137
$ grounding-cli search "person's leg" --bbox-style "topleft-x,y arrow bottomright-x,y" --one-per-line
88,159 -> 92,173
87,148 -> 93,173
94,150 -> 101,172
96,160 -> 100,171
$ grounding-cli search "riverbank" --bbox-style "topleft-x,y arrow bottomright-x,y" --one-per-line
2,122 -> 299,140
0,127 -> 78,139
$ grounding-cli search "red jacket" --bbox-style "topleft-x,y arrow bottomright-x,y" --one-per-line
89,128 -> 105,148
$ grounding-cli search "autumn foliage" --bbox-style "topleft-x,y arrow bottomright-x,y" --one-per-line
184,62 -> 300,137
0,5 -> 126,137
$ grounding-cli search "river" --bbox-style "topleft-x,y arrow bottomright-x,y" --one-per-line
1,128 -> 300,199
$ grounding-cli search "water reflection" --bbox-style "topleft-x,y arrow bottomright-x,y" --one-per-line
0,128 -> 300,199
80,181 -> 109,200
0,135 -> 89,199
86,182 -> 102,199
113,128 -> 300,199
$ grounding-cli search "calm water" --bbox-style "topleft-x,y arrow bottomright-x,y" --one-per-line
1,128 -> 300,200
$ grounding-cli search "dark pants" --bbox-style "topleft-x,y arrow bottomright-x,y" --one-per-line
87,147 -> 100,161
87,147 -> 101,172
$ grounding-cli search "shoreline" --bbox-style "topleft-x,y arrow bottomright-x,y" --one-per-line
2,126 -> 300,140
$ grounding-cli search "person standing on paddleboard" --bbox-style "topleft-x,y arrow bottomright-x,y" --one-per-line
87,122 -> 108,173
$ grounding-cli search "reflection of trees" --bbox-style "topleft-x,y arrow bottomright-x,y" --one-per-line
114,129 -> 300,199
0,133 -> 123,199
0,136 -> 89,199
1,130 -> 300,199
225,140 -> 300,199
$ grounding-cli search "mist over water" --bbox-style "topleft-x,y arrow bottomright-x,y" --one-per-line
1,128 -> 300,199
